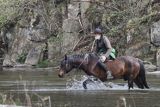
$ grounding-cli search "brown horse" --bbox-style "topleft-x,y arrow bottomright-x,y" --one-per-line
58,53 -> 149,89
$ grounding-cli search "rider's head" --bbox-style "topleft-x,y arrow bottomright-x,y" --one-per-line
94,28 -> 102,40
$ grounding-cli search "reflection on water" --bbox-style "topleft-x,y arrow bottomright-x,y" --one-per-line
0,68 -> 160,107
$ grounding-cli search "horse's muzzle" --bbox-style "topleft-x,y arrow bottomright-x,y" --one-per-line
58,70 -> 64,78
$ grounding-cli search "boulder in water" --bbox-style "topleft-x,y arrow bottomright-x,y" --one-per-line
156,49 -> 160,70
144,61 -> 157,72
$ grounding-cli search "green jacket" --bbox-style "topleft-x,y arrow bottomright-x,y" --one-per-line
96,36 -> 116,59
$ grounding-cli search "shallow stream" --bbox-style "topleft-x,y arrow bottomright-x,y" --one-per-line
0,68 -> 159,107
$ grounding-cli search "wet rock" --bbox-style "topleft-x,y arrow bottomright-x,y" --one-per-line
0,105 -> 25,107
3,54 -> 14,67
0,58 -> 3,71
3,28 -> 33,67
25,45 -> 44,66
147,71 -> 160,75
151,20 -> 160,46
156,48 -> 160,70
0,41 -> 3,71
144,61 -> 157,72
14,64 -> 33,68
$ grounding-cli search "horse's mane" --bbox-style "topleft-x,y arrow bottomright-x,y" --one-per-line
70,54 -> 85,58
63,53 -> 97,64
68,54 -> 86,63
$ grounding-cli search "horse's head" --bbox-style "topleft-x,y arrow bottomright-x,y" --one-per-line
58,55 -> 73,78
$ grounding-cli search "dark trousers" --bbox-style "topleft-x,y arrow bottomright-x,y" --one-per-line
97,60 -> 108,73
93,53 -> 108,73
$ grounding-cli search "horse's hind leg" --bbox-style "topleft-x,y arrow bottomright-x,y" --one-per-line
138,60 -> 149,89
142,77 -> 149,89
134,77 -> 144,89
140,72 -> 149,89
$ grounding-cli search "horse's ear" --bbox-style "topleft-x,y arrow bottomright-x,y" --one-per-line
64,54 -> 67,60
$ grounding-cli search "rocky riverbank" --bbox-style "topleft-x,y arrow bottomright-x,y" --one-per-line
0,0 -> 160,70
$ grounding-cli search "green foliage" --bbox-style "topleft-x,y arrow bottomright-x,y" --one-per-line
16,52 -> 27,64
49,33 -> 63,43
127,12 -> 158,30
103,11 -> 128,36
0,93 -> 22,106
0,0 -> 25,28
108,27 -> 120,36
0,0 -> 39,28
106,11 -> 128,26
36,59 -> 49,68
85,4 -> 103,22
14,98 -> 22,106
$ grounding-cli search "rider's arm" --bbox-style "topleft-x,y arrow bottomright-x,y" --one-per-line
103,36 -> 112,57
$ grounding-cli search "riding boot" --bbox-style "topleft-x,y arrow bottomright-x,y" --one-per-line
98,61 -> 108,73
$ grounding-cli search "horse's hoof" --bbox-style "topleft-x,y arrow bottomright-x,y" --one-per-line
83,83 -> 87,89
83,86 -> 87,89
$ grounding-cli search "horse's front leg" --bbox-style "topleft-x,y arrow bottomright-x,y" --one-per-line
128,80 -> 133,90
83,78 -> 98,89
83,78 -> 93,89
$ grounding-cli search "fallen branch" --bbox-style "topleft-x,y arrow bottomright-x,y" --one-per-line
72,35 -> 93,51
91,39 -> 96,52
71,36 -> 84,51
73,39 -> 92,51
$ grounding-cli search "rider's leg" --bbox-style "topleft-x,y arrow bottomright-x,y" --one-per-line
97,61 -> 108,73
97,60 -> 114,80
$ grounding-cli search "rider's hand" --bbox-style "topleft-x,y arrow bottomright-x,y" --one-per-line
100,55 -> 106,62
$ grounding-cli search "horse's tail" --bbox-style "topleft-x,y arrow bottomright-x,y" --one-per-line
138,60 -> 149,89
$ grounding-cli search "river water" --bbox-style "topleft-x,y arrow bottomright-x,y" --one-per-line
0,68 -> 160,107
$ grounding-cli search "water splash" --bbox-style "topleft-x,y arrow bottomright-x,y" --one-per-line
66,75 -> 129,90
66,75 -> 107,90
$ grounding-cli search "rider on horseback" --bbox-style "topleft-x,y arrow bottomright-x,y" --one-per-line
93,28 -> 115,74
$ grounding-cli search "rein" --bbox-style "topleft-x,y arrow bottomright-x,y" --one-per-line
77,54 -> 89,68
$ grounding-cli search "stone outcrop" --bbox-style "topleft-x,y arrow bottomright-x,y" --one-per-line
125,42 -> 151,57
1,0 -> 60,67
144,62 -> 157,72
0,0 -> 160,68
0,38 -> 3,70
61,0 -> 91,53
157,49 -> 160,70
151,20 -> 160,70
25,44 -> 45,66
151,21 -> 160,47
0,0 -> 92,67
62,19 -> 80,52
